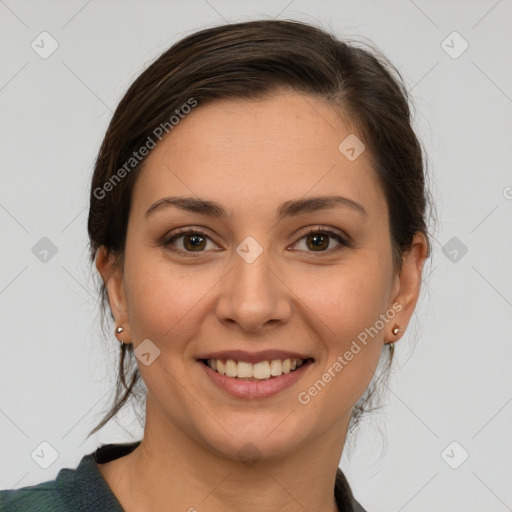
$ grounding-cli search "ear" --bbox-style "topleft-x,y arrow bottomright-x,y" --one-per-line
95,246 -> 132,344
386,232 -> 429,343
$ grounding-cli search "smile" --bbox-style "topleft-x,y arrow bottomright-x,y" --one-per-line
197,352 -> 315,399
202,358 -> 311,380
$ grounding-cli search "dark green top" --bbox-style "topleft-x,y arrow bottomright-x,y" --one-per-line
0,441 -> 367,511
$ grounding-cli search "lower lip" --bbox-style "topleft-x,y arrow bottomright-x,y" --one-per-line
199,361 -> 312,399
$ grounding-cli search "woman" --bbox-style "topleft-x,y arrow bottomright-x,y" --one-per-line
0,19 -> 430,512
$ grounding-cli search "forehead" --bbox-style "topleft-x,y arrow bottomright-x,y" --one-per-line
131,91 -> 385,219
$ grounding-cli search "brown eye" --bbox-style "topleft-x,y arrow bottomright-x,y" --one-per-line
306,232 -> 329,251
164,229 -> 218,257
182,233 -> 207,251
293,229 -> 348,253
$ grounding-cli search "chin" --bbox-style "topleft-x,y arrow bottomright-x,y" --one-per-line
193,413 -> 314,463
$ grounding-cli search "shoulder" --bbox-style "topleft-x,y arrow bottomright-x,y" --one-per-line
0,474 -> 69,511
352,499 -> 368,512
0,442 -> 139,512
335,467 -> 368,512
0,451 -> 121,512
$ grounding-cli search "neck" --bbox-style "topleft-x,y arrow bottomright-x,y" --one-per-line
100,398 -> 350,512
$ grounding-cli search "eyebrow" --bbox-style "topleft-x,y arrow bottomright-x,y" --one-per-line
145,195 -> 367,220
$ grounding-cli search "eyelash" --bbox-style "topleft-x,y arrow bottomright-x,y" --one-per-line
162,227 -> 351,258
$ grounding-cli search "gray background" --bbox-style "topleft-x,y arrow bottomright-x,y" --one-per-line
1,1 -> 511,510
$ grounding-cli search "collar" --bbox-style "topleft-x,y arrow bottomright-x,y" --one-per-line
88,441 -> 366,512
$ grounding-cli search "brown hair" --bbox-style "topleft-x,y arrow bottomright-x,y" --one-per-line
87,19 -> 431,437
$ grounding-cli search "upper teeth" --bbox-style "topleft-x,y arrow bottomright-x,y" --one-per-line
207,358 -> 304,380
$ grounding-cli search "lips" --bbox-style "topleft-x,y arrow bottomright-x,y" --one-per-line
196,350 -> 314,399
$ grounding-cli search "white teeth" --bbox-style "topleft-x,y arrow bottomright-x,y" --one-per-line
237,361 -> 253,378
253,361 -> 271,379
225,359 -> 237,377
269,359 -> 282,376
207,358 -> 306,380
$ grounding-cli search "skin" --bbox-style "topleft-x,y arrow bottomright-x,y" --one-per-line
96,90 -> 428,512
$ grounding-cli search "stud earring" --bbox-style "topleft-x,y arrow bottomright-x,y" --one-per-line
114,325 -> 128,348
389,324 -> 401,357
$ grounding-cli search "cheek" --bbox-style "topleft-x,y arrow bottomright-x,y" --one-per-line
123,246 -> 183,339
291,265 -> 390,418
292,257 -> 392,341
295,257 -> 391,392
123,246 -> 223,346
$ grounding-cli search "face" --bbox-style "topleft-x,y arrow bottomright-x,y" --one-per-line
99,91 -> 425,462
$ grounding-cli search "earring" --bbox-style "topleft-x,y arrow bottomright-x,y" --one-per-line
115,325 -> 128,347
389,324 -> 401,356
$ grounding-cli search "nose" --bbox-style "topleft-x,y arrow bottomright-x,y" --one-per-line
215,246 -> 292,334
